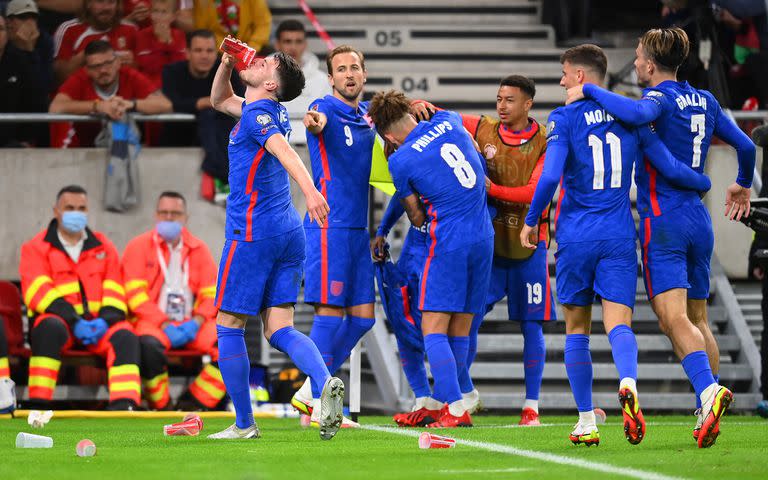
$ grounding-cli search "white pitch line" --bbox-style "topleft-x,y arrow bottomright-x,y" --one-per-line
438,468 -> 531,474
363,425 -> 687,480
369,421 -> 768,429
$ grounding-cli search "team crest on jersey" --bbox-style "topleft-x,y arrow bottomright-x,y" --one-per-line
546,121 -> 555,136
256,114 -> 272,126
330,281 -> 344,297
483,143 -> 497,159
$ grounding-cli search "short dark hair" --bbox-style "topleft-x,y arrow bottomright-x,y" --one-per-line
57,185 -> 87,200
325,45 -> 365,74
158,191 -> 187,207
186,29 -> 215,48
367,90 -> 411,134
560,44 -> 608,81
276,19 -> 306,40
84,39 -> 114,57
639,27 -> 690,73
274,52 -> 305,102
499,75 -> 536,99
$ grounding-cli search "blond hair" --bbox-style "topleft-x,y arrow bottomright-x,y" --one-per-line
639,27 -> 690,72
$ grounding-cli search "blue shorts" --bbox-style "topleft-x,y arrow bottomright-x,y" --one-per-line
304,227 -> 375,307
375,257 -> 423,351
639,203 -> 713,300
215,227 -> 305,316
555,238 -> 637,309
420,237 -> 494,315
485,241 -> 556,322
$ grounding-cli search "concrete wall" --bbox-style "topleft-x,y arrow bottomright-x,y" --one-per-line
0,147 -> 311,280
704,145 -> 763,278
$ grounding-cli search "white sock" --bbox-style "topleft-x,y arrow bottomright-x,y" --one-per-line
620,377 -> 637,393
579,410 -> 596,426
297,377 -> 312,402
699,382 -> 718,406
413,396 -> 428,411
310,398 -> 321,421
462,389 -> 479,401
523,399 -> 539,413
424,397 -> 444,410
448,399 -> 466,417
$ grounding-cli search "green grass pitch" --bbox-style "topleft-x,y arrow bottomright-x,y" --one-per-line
2,415 -> 767,479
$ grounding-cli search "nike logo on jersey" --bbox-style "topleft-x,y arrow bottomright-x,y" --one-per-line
675,92 -> 707,111
584,109 -> 614,126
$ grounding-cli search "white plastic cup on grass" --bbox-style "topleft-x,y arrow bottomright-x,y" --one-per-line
16,432 -> 53,448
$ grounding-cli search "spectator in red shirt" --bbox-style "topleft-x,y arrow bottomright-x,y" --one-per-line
134,0 -> 186,89
123,0 -> 152,29
53,0 -> 138,84
48,39 -> 172,147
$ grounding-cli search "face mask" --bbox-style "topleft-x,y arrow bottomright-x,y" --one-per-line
61,211 -> 87,233
156,221 -> 182,242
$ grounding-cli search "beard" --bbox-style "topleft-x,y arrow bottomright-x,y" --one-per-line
334,84 -> 363,102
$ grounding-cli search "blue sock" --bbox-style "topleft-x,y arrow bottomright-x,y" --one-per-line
216,325 -> 253,429
309,314 -> 343,368
397,339 -> 431,398
681,351 -> 716,399
328,315 -> 376,374
424,333 -> 462,404
607,324 -> 638,382
448,336 -> 472,394
269,326 -> 330,399
521,321 -> 545,401
466,314 -> 483,369
564,334 -> 593,412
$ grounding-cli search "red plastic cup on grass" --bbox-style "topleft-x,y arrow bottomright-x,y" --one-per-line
164,418 -> 201,436
183,413 -> 203,431
418,432 -> 456,449
219,36 -> 260,72
76,439 -> 97,457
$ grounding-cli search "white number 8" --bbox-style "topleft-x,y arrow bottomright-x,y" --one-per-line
440,143 -> 476,188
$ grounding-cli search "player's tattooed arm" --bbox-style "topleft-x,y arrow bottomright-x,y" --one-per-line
304,110 -> 327,134
265,133 -> 330,226
399,193 -> 426,228
211,53 -> 245,119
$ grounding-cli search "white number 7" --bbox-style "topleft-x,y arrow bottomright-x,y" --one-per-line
691,114 -> 705,168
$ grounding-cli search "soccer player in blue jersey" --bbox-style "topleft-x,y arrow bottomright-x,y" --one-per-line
368,90 -> 495,428
565,28 -> 756,448
371,191 -> 443,426
520,44 -> 712,446
206,49 -> 344,441
288,46 -> 375,429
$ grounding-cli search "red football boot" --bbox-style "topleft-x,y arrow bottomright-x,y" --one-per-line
393,407 -> 442,427
619,386 -> 646,445
427,405 -> 473,428
518,407 -> 541,426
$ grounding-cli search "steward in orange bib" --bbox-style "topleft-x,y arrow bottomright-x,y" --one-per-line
20,185 -> 141,409
122,191 -> 222,409
411,75 -> 556,425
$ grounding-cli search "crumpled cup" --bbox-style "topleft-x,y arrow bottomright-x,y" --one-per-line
27,410 -> 54,428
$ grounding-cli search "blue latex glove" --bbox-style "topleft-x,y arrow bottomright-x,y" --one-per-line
73,318 -> 108,345
89,318 -> 109,342
177,320 -> 200,344
164,324 -> 188,349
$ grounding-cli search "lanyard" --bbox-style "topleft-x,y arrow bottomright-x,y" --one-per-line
156,241 -> 189,291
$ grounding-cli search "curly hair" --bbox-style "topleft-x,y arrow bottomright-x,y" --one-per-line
367,90 -> 412,134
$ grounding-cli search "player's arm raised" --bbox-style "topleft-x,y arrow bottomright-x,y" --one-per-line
211,53 -> 245,119
637,125 -> 711,192
399,193 -> 426,228
264,133 -> 330,226
712,108 -> 756,221
303,110 -> 328,135
570,84 -> 662,126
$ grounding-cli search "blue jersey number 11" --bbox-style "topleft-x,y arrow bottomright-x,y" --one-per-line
588,132 -> 622,190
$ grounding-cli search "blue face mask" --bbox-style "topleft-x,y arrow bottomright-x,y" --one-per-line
61,211 -> 87,233
156,221 -> 183,242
